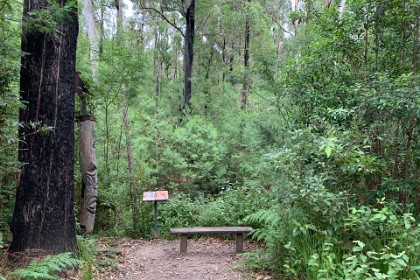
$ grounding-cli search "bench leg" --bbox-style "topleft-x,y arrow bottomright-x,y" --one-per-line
236,233 -> 244,253
180,235 -> 187,253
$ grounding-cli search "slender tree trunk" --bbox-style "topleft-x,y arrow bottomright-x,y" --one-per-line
230,42 -> 234,73
364,19 -> 369,81
339,0 -> 346,18
374,5 -> 383,71
99,1 -> 104,55
413,5 -> 419,74
183,0 -> 195,108
399,0 -> 408,70
205,47 -> 214,80
121,83 -> 139,233
10,0 -> 78,255
174,45 -> 178,80
104,100 -> 110,188
392,122 -> 400,179
83,0 -> 99,80
222,38 -> 227,82
117,0 -> 139,234
241,0 -> 251,109
154,31 -> 162,97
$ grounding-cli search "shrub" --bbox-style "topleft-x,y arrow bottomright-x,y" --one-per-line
158,193 -> 202,238
198,185 -> 273,227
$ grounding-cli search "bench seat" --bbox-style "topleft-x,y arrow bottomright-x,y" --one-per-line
170,226 -> 253,254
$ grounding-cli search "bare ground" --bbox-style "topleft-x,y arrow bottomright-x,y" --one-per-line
95,237 -> 267,280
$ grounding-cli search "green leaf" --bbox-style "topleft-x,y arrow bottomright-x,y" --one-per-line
325,146 -> 332,158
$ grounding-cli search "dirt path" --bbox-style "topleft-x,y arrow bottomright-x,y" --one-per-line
99,237 -> 262,280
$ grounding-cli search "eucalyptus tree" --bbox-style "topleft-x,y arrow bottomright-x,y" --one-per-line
10,0 -> 79,255
117,0 -> 140,235
139,0 -> 195,109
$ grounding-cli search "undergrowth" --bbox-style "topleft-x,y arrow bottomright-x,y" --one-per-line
8,252 -> 82,280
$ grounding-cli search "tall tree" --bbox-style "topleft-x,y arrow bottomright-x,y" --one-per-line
139,0 -> 196,109
83,0 -> 99,80
241,0 -> 251,109
10,0 -> 78,255
183,0 -> 195,108
117,0 -> 140,234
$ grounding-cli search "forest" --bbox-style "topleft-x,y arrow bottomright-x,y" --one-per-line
0,0 -> 419,279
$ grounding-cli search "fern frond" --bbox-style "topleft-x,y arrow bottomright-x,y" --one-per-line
245,209 -> 281,244
12,252 -> 83,280
245,209 -> 280,226
13,270 -> 58,279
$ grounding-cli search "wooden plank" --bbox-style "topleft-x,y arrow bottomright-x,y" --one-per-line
170,227 -> 253,235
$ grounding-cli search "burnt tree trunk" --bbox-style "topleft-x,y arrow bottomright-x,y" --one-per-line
10,0 -> 78,255
183,0 -> 195,108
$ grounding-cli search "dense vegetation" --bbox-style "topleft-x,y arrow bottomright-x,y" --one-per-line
1,0 -> 419,279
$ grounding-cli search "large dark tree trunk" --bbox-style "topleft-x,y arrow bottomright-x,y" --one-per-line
10,0 -> 78,255
183,0 -> 195,108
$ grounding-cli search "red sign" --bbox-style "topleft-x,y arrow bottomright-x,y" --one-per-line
143,191 -> 169,202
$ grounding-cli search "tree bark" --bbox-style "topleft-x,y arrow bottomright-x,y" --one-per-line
183,0 -> 195,108
413,5 -> 419,74
83,0 -> 99,80
241,0 -> 251,109
10,0 -> 78,255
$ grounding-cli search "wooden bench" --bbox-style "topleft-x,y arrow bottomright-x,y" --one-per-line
170,226 -> 253,254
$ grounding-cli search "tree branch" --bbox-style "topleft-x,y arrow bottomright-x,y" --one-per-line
195,10 -> 212,35
140,4 -> 185,37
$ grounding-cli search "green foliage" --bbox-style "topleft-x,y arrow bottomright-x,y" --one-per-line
77,236 -> 97,280
157,185 -> 273,238
198,185 -> 272,227
2,0 -> 418,279
0,0 -> 22,247
158,115 -> 228,193
11,252 -> 82,280
22,0 -> 78,34
158,193 -> 201,238
95,248 -> 118,272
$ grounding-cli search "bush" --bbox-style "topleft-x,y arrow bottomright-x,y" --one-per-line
198,185 -> 273,227
246,202 -> 420,279
158,193 -> 202,238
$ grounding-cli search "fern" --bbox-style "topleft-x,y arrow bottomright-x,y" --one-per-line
12,252 -> 83,280
244,209 -> 280,242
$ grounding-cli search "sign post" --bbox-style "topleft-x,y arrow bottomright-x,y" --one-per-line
143,191 -> 169,237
